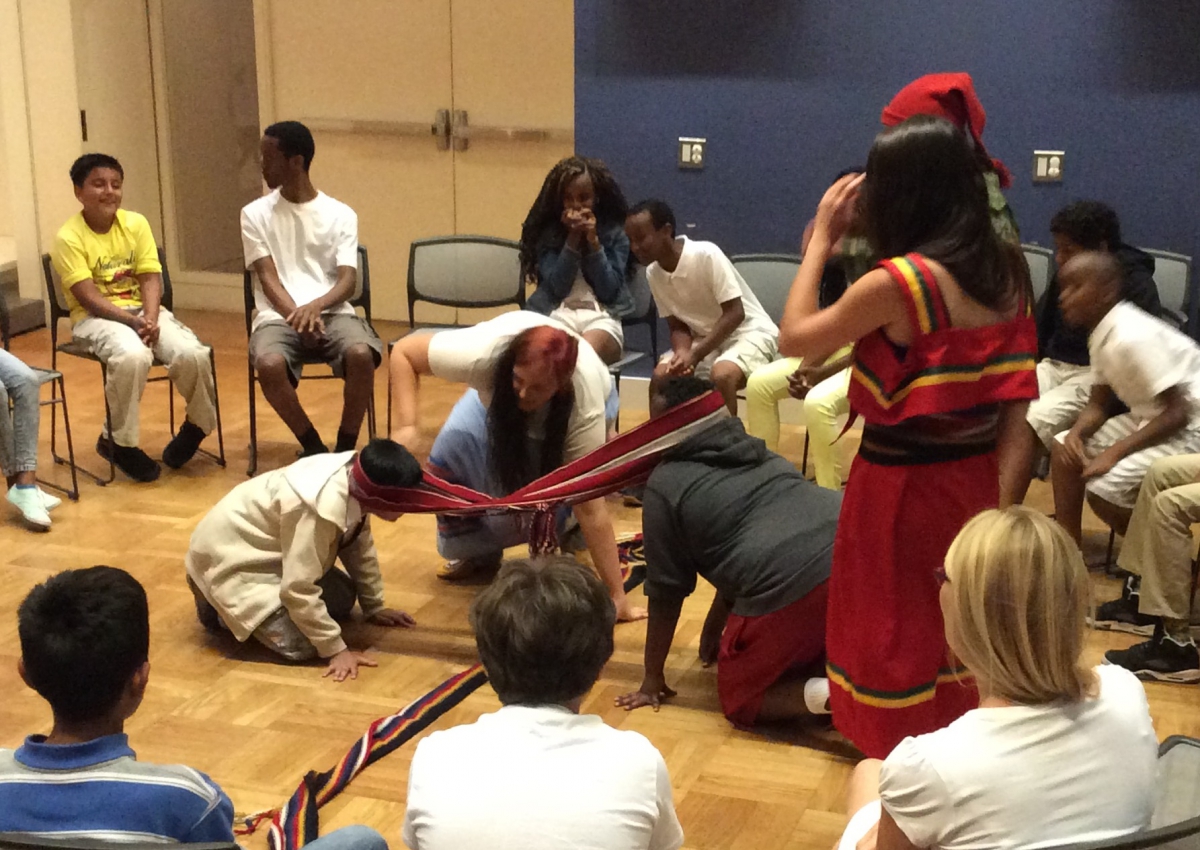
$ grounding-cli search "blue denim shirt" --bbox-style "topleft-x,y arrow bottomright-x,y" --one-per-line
526,222 -> 637,319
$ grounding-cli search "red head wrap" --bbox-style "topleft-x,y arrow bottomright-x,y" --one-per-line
881,72 -> 1012,189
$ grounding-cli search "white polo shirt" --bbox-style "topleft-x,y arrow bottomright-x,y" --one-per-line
425,311 -> 613,462
402,705 -> 684,850
646,237 -> 777,341
1090,300 -> 1200,424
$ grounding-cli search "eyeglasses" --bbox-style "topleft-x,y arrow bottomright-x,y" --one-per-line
934,566 -> 950,586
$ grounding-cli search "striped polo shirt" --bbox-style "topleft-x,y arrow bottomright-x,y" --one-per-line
0,733 -> 235,842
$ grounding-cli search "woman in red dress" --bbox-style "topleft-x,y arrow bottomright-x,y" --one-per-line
778,115 -> 1038,758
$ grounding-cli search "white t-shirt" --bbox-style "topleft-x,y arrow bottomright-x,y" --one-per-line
240,189 -> 359,331
646,236 -> 777,341
1090,300 -> 1200,425
426,311 -> 613,462
879,665 -> 1157,850
402,705 -> 684,850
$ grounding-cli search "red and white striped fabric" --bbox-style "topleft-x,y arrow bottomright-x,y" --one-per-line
349,390 -> 727,553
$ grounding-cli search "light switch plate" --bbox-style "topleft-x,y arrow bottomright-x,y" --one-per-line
1033,150 -> 1065,183
679,137 -> 706,170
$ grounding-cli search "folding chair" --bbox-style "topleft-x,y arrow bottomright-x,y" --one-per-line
730,253 -> 817,473
0,284 -> 78,500
386,236 -> 525,433
1022,243 -> 1055,314
42,250 -> 226,486
0,834 -> 238,850
245,244 -> 376,476
1142,248 -> 1194,335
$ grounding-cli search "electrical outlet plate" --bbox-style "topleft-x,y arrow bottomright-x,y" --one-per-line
1033,150 -> 1065,183
679,137 -> 706,170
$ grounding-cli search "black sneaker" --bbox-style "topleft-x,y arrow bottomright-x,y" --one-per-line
1091,576 -> 1157,636
162,421 -> 207,469
1105,627 -> 1200,684
97,434 -> 161,482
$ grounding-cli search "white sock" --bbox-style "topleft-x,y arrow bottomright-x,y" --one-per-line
804,677 -> 831,715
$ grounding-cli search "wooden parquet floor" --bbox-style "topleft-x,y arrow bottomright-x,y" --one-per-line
2,310 -> 1199,850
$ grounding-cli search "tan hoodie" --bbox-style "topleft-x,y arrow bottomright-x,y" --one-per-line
185,452 -> 384,657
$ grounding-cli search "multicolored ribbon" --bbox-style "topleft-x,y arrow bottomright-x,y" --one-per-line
349,390 -> 728,553
268,664 -> 489,850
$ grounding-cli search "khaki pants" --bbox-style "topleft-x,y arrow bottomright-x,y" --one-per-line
1117,453 -> 1200,622
72,308 -> 216,447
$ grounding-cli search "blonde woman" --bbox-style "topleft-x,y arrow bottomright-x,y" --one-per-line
838,507 -> 1157,850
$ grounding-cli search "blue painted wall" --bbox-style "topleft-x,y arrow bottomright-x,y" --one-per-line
576,1 -> 1200,264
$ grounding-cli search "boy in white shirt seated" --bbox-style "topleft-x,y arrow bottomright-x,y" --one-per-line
625,199 -> 778,414
1048,251 -> 1200,548
241,121 -> 382,458
402,556 -> 684,850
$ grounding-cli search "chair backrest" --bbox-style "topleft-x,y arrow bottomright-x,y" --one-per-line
1141,248 -> 1193,329
40,249 -> 174,338
1043,736 -> 1200,850
624,264 -> 655,323
730,253 -> 801,326
1022,243 -> 1055,308
0,835 -> 238,850
243,244 -> 371,335
406,236 -> 524,326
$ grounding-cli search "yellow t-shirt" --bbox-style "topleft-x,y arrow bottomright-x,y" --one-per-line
51,209 -> 162,324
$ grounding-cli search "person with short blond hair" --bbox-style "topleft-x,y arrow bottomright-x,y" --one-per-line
402,556 -> 683,850
835,507 -> 1157,850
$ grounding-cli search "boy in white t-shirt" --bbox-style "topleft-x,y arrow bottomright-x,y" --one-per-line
403,556 -> 684,850
1049,251 -> 1200,547
241,121 -> 382,459
625,199 -> 778,414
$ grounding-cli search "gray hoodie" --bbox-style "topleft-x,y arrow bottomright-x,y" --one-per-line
642,417 -> 840,617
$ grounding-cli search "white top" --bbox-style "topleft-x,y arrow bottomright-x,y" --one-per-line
1090,300 -> 1200,425
402,705 -> 684,850
240,189 -> 359,331
879,665 -> 1157,850
426,311 -> 613,462
646,236 -> 777,340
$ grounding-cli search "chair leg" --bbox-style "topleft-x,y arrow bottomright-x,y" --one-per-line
193,348 -> 226,468
168,377 -> 176,435
1105,528 -> 1116,568
367,379 -> 377,440
39,376 -> 80,501
801,432 -> 810,476
247,359 -> 258,476
59,362 -> 116,487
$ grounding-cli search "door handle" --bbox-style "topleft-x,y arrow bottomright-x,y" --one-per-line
449,109 -> 573,151
297,114 -> 453,152
433,109 -> 451,151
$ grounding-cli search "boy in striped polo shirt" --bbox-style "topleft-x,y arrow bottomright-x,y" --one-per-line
0,566 -> 234,841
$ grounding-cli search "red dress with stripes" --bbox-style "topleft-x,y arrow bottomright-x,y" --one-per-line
827,253 -> 1038,758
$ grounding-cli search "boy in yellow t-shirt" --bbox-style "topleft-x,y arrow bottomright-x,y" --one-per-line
51,153 -> 217,482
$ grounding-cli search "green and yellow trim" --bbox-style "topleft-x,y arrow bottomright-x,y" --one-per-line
827,662 -> 973,709
852,352 -> 1037,410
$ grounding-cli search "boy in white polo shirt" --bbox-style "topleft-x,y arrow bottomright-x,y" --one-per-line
241,121 -> 382,458
625,199 -> 778,414
1049,251 -> 1200,547
403,556 -> 683,850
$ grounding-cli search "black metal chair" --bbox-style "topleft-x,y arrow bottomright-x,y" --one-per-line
41,249 -> 226,486
0,834 -> 237,850
387,236 -> 525,433
244,244 -> 376,476
0,282 -> 79,500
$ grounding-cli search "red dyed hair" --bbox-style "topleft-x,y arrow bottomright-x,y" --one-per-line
512,325 -> 578,391
881,72 -> 1011,189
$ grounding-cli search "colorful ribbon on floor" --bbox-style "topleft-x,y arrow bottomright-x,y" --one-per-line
267,664 -> 489,850
350,390 -> 728,554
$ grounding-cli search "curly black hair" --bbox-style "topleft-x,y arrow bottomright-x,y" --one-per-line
518,156 -> 636,283
1050,201 -> 1122,251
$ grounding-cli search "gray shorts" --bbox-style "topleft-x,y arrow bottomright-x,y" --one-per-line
250,314 -> 382,385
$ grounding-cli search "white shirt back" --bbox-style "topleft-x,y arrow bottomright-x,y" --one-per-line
402,705 -> 684,850
425,311 -> 613,462
240,189 -> 359,331
1090,300 -> 1200,424
880,665 -> 1158,850
646,237 -> 777,340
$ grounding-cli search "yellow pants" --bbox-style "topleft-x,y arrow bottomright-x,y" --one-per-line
745,351 -> 852,490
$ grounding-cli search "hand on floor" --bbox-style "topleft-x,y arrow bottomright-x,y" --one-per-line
367,608 -> 417,628
615,677 -> 677,712
615,598 -> 648,623
323,649 -> 378,682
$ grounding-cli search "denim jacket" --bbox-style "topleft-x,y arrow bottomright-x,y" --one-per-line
526,222 -> 637,319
